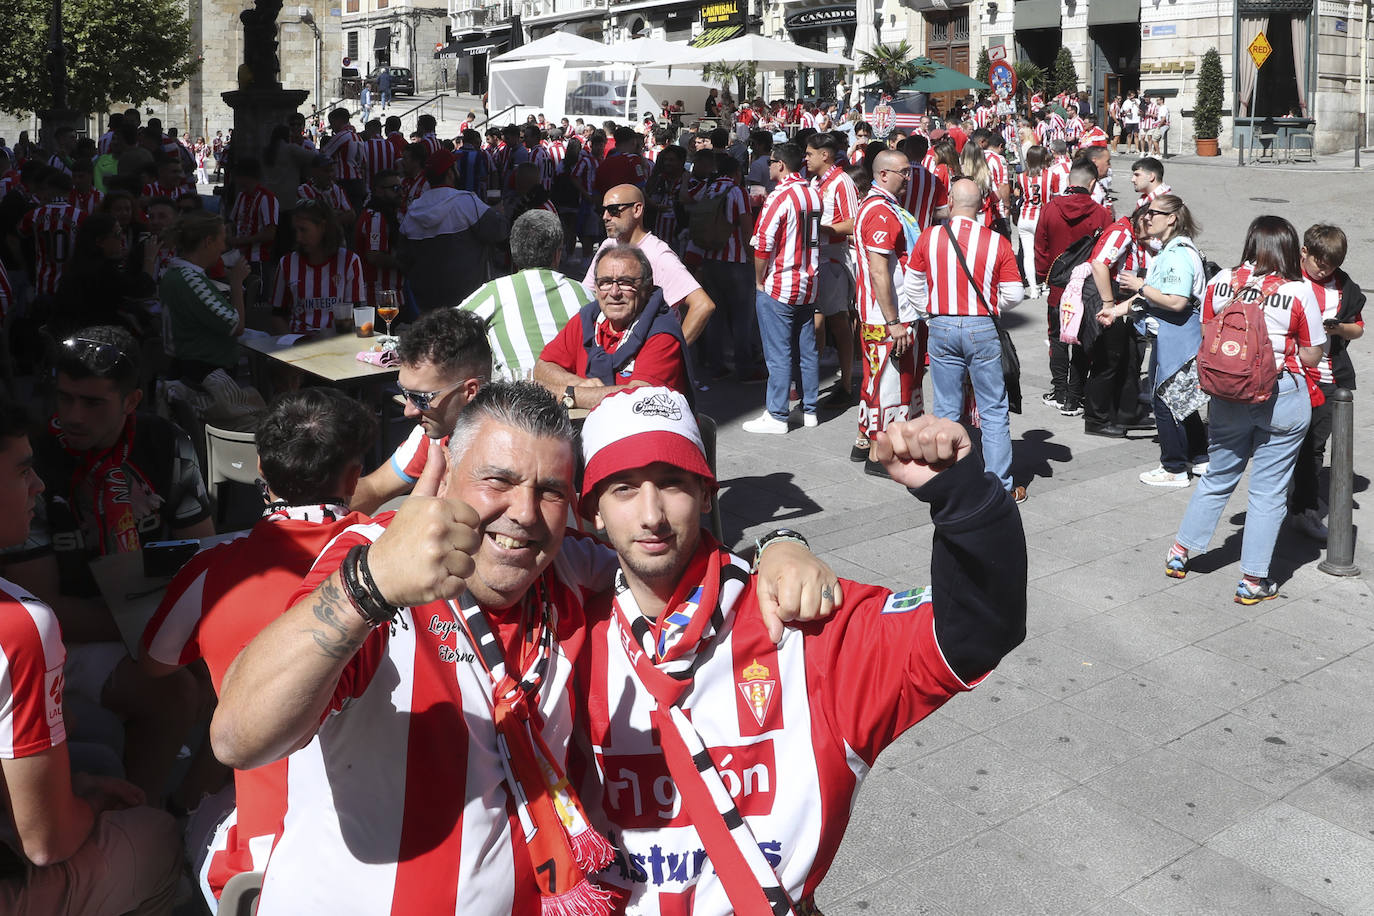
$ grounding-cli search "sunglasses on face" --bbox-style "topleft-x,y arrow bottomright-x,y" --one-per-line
62,336 -> 129,374
398,379 -> 465,411
597,202 -> 635,217
1143,209 -> 1172,219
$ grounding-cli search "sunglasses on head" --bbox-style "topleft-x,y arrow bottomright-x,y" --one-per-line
62,336 -> 129,374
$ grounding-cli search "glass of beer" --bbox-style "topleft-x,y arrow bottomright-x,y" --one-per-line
376,289 -> 400,340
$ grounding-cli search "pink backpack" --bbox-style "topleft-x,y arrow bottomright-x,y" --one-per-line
1197,274 -> 1284,404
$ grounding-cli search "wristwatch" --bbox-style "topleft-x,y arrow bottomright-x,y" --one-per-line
562,385 -> 576,409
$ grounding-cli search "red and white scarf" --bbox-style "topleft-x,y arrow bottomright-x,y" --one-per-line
54,415 -> 140,555
448,587 -> 615,916
609,538 -> 796,916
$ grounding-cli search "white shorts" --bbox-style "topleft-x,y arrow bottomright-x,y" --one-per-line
64,641 -> 129,703
814,260 -> 855,318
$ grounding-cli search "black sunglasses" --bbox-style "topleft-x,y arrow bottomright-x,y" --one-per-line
597,202 -> 636,217
62,336 -> 129,374
398,379 -> 466,412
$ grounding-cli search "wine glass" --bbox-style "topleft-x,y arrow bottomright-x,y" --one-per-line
376,289 -> 400,340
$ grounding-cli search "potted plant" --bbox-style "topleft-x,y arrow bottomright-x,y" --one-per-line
1193,48 -> 1223,156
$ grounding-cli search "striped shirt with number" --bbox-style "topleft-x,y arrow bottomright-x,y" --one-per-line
1016,170 -> 1049,225
751,174 -> 822,305
229,185 -> 280,263
459,268 -> 593,381
270,248 -> 365,333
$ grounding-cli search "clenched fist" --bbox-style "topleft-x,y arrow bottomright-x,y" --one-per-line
367,496 -> 480,607
871,416 -> 973,490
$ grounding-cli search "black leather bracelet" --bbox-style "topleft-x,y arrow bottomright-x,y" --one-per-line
342,544 -> 399,628
751,528 -> 810,572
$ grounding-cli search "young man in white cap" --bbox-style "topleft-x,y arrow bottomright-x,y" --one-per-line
573,386 -> 1028,915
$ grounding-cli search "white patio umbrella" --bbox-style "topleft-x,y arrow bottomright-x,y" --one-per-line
492,31 -> 609,63
593,37 -> 699,67
679,34 -> 855,70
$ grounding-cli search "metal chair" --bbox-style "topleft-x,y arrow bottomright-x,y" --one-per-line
204,423 -> 260,523
216,870 -> 263,916
1249,130 -> 1280,164
1287,129 -> 1315,162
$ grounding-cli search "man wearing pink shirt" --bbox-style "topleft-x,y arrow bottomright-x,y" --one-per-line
581,183 -> 716,345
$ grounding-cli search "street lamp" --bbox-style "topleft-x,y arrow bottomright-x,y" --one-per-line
299,6 -> 323,113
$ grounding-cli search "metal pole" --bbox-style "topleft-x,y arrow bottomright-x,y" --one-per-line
1318,388 -> 1361,576
316,29 -> 323,114
1358,0 -> 1369,167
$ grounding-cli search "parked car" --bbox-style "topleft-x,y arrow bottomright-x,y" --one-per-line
368,66 -> 415,98
566,81 -> 628,118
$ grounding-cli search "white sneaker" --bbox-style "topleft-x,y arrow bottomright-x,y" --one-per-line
1291,508 -> 1329,542
1192,461 -> 1209,476
742,413 -> 788,435
802,412 -> 818,428
1139,466 -> 1191,488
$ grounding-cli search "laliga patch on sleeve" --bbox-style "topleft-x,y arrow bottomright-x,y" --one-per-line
882,586 -> 932,615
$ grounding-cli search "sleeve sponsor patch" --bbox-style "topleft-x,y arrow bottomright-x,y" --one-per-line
881,586 -> 932,614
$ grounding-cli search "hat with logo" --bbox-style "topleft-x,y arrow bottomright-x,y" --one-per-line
579,387 -> 715,515
425,148 -> 457,180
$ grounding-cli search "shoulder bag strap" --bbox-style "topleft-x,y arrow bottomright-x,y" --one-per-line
942,221 -> 1000,328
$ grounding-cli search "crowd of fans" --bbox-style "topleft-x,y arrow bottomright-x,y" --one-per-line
0,81 -> 1362,914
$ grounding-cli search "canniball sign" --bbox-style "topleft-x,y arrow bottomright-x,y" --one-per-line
989,60 -> 1017,100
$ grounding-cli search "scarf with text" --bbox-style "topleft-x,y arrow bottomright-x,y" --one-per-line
448,587 -> 615,916
609,537 -> 796,916
54,415 -> 140,555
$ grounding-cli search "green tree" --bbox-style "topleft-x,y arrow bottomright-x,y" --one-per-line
0,0 -> 199,115
855,41 -> 932,96
1193,47 -> 1224,140
1051,47 -> 1079,98
975,48 -> 990,88
1012,60 -> 1045,106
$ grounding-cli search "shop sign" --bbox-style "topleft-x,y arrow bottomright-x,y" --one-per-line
785,5 -> 857,29
1141,23 -> 1177,37
701,0 -> 744,27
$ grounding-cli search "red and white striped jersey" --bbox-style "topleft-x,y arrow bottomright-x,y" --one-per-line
0,577 -> 67,760
852,187 -> 910,326
973,105 -> 994,128
297,181 -> 352,213
140,508 -> 365,899
142,180 -> 179,201
385,132 -> 408,158
67,187 -> 104,216
1046,159 -> 1071,197
577,569 -> 969,916
1080,125 -> 1109,148
47,153 -> 71,176
1303,271 -> 1362,385
751,174 -> 822,305
1140,102 -> 1158,131
1016,170 -> 1049,225
254,523 -> 619,916
98,130 -> 116,155
400,175 -> 430,214
570,154 -> 597,196
901,165 -> 950,232
270,248 -> 365,333
229,184 -> 281,263
363,136 -> 399,184
812,165 -> 858,263
921,150 -> 938,174
1065,115 -> 1084,142
906,215 -> 1021,317
546,139 -> 567,176
1091,216 -> 1147,285
418,133 -> 443,157
696,178 -> 751,263
1205,265 -> 1325,374
323,126 -> 365,181
354,208 -> 403,304
18,201 -> 85,296
983,150 -> 1009,189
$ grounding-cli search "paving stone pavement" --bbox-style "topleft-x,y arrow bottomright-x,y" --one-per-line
700,158 -> 1374,915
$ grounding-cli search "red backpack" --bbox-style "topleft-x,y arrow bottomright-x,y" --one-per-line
1197,273 -> 1284,404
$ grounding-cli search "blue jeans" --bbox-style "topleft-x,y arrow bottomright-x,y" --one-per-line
928,315 -> 1013,490
700,260 -> 762,374
1175,373 -> 1311,578
754,289 -> 818,420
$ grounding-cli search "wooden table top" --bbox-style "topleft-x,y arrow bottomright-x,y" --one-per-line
239,329 -> 399,384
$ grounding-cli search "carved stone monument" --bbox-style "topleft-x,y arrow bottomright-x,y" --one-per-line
222,0 -> 308,177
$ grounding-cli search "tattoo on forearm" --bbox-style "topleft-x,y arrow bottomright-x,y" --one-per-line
308,576 -> 366,659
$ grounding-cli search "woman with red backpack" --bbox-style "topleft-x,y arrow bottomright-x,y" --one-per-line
1162,216 -> 1326,605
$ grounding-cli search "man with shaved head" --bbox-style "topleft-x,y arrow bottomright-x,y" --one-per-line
904,176 -> 1026,501
850,149 -> 922,476
581,183 -> 716,344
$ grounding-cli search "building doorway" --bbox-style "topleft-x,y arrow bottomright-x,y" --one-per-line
1089,24 -> 1139,116
924,8 -> 970,117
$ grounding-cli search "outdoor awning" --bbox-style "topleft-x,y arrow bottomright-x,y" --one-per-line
690,25 -> 744,47
373,29 -> 391,50
1014,0 -> 1061,30
1087,0 -> 1138,25
436,37 -> 509,59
